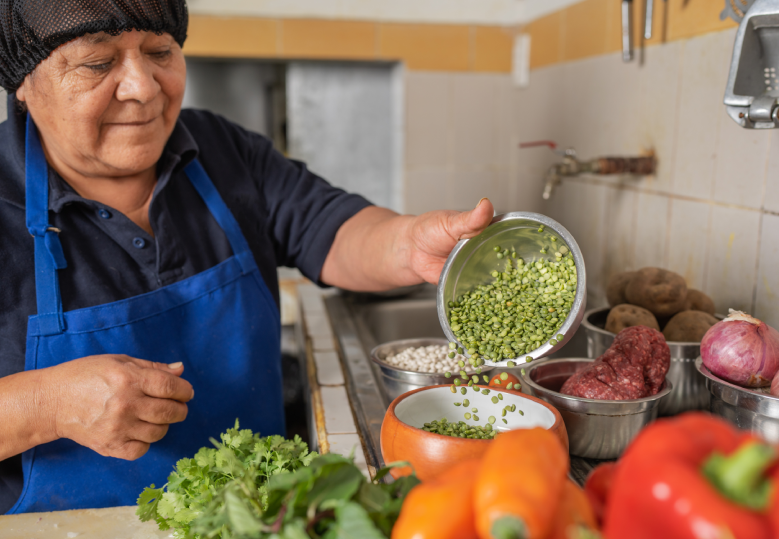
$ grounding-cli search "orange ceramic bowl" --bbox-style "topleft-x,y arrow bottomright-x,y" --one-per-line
381,384 -> 568,481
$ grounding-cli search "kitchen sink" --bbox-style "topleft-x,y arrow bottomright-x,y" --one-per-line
323,285 -> 596,484
344,284 -> 588,361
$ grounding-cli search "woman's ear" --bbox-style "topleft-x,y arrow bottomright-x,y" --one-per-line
15,79 -> 26,102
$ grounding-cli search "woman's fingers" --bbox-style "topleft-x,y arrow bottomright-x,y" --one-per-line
123,355 -> 186,375
136,397 -> 189,425
449,198 -> 494,241
130,422 -> 170,445
138,367 -> 194,402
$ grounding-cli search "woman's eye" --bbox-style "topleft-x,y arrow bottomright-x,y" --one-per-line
150,50 -> 171,60
85,62 -> 112,72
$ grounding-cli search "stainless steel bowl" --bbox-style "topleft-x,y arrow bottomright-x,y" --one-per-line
696,358 -> 779,443
583,307 -> 714,416
437,213 -> 587,368
520,358 -> 672,459
370,338 -> 495,401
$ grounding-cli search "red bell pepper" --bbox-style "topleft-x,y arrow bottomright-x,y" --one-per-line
602,413 -> 777,539
583,462 -> 616,526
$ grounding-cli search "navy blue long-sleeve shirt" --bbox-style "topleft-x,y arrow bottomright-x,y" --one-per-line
0,96 -> 371,512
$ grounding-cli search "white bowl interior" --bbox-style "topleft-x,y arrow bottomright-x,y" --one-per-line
395,386 -> 555,432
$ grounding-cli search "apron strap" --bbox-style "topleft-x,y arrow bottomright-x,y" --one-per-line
184,160 -> 255,274
25,115 -> 67,335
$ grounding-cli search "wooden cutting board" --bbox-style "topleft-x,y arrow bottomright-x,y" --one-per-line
0,506 -> 170,539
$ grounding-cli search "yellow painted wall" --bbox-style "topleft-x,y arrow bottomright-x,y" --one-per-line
184,15 -> 515,73
526,0 -> 737,69
184,1 -> 738,72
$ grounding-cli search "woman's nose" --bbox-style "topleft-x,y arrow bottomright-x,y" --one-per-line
115,55 -> 160,104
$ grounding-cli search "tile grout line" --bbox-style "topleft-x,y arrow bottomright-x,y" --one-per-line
562,174 -> 775,215
752,131 -> 773,315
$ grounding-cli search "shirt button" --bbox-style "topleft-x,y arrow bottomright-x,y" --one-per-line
132,237 -> 146,249
98,209 -> 112,219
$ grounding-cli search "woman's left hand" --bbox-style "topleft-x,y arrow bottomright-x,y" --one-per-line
405,198 -> 495,285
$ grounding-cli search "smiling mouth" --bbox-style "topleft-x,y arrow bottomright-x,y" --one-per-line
108,117 -> 158,127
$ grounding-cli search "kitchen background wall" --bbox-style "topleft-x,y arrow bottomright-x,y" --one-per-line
3,0 -> 777,328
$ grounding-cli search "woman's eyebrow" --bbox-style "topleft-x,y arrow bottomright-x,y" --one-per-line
82,33 -> 113,45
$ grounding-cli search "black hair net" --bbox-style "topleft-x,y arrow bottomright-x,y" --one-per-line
0,0 -> 188,92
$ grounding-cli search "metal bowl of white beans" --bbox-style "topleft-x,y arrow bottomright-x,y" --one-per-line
371,338 -> 495,401
437,212 -> 587,369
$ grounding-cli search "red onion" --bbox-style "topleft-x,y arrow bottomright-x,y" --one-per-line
772,371 -> 779,397
701,310 -> 779,388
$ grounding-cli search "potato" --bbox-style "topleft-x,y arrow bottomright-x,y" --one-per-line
625,267 -> 688,317
662,310 -> 719,342
606,271 -> 637,307
684,289 -> 716,316
605,304 -> 660,334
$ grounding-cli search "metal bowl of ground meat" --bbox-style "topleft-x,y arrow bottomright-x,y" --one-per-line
371,338 -> 495,402
520,358 -> 672,459
583,307 -> 722,416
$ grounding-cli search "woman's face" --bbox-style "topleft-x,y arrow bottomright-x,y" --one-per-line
15,30 -> 186,178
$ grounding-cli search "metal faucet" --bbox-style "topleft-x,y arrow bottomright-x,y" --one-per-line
520,141 -> 657,200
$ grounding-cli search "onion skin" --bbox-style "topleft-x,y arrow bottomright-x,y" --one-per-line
701,312 -> 779,388
772,372 -> 779,397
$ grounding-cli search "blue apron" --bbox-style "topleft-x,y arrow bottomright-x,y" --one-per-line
8,116 -> 285,514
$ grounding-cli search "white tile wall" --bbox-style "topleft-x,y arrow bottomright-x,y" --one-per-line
404,72 -> 545,216
704,205 -> 761,313
755,213 -> 779,323
671,31 -> 735,201
403,28 -> 779,326
762,131 -> 779,213
713,118 -> 770,210
634,192 -> 671,269
666,198 -> 712,290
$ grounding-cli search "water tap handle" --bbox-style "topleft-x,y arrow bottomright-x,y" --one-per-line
519,141 -> 576,157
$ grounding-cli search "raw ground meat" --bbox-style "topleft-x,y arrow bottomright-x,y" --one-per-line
560,326 -> 670,400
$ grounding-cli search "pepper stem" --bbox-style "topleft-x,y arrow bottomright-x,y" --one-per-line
702,441 -> 777,511
491,516 -> 527,539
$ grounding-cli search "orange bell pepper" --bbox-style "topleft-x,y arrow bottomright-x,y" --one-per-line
548,480 -> 598,539
603,413 -> 776,539
391,458 -> 480,539
474,427 -> 568,539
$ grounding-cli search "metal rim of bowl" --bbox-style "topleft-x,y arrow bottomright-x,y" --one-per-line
695,357 -> 779,414
370,338 -> 495,378
436,212 -> 587,368
582,307 -> 724,346
520,357 -> 674,414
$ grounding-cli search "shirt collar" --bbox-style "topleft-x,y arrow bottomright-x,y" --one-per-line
48,116 -> 200,213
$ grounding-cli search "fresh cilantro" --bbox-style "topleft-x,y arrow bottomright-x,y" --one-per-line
137,419 -> 317,538
137,420 -> 418,539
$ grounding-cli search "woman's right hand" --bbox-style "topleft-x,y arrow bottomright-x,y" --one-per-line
46,354 -> 194,460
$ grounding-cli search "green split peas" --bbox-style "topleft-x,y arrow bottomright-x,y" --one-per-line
422,419 -> 498,439
446,248 -> 576,363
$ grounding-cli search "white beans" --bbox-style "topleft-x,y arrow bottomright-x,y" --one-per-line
382,345 -> 474,374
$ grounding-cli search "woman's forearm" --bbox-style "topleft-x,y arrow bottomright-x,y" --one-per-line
320,199 -> 494,291
320,206 -> 418,291
0,369 -> 58,461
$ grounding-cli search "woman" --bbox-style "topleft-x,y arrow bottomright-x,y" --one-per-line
0,0 -> 494,514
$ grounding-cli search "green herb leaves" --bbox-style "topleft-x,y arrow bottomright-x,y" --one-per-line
136,420 -> 316,538
136,420 -> 419,539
